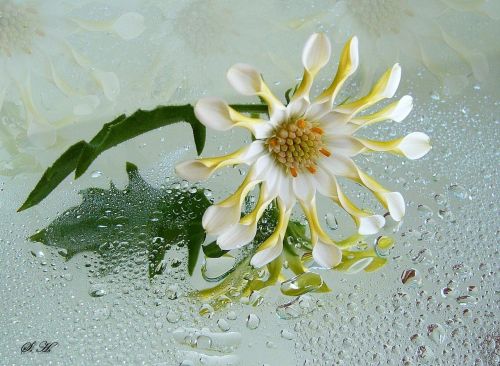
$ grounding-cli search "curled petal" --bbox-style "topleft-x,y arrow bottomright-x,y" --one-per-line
203,172 -> 261,235
382,191 -> 405,222
293,33 -> 331,102
316,36 -> 359,105
195,97 -> 272,138
354,132 -> 431,160
397,132 -> 431,160
175,142 -> 264,181
217,184 -> 275,250
351,95 -> 413,127
302,32 -> 331,74
227,63 -> 285,118
250,199 -> 290,268
333,178 -> 386,235
335,63 -> 401,116
312,239 -> 342,268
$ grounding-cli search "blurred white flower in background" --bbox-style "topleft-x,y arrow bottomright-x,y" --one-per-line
143,0 -> 290,104
288,0 -> 499,94
0,0 -> 145,175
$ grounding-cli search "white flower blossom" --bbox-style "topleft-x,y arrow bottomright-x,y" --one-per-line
176,33 -> 431,268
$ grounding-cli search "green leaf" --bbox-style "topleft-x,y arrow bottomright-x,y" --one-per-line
18,103 -> 267,211
202,241 -> 229,258
30,162 -> 211,278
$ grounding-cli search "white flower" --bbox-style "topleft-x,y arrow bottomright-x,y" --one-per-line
176,33 -> 431,269
288,0 -> 497,94
0,0 -> 144,173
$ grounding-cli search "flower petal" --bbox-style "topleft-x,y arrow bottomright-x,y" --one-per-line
292,33 -> 331,102
312,239 -> 342,268
227,63 -> 285,118
175,141 -> 264,181
325,135 -> 365,157
316,36 -> 359,105
351,95 -> 413,126
335,63 -> 401,116
302,32 -> 331,74
353,132 -> 431,160
195,97 -> 272,138
396,132 -> 432,160
382,192 -> 405,222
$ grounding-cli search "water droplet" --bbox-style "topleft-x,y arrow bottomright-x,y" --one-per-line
375,236 -> 394,257
199,303 -> 214,318
166,311 -> 180,323
246,314 -> 260,330
456,295 -> 478,306
434,194 -> 446,205
91,170 -> 102,178
427,323 -> 446,344
280,329 -> 295,340
400,269 -> 422,288
325,213 -> 338,230
30,250 -> 44,258
417,204 -> 433,217
217,319 -> 230,332
226,311 -> 237,320
448,184 -> 468,200
89,284 -> 107,298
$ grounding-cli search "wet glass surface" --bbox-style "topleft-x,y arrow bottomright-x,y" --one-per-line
1,1 -> 499,365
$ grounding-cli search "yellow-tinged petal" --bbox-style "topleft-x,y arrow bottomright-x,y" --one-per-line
351,95 -> 413,127
354,132 -> 431,160
175,142 -> 264,181
195,97 -> 272,138
227,63 -> 284,118
202,170 -> 262,235
217,184 -> 275,250
316,36 -> 359,105
332,178 -> 386,235
335,63 -> 401,116
292,33 -> 332,102
251,199 -> 290,268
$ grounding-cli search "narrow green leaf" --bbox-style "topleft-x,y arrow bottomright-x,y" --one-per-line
18,103 -> 267,211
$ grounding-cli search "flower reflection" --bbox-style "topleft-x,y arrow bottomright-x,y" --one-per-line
288,0 -> 498,94
0,0 -> 144,174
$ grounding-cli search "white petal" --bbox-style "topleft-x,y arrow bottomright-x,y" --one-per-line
112,12 -> 145,40
313,240 -> 342,268
349,36 -> 360,73
302,33 -> 331,73
292,174 -> 315,202
202,204 -> 241,235
93,69 -> 120,101
383,192 -> 405,221
305,101 -> 331,121
250,239 -> 283,268
381,63 -> 401,98
194,97 -> 233,130
275,171 -> 296,209
326,136 -> 365,157
321,154 -> 357,179
217,223 -> 257,250
227,63 -> 262,96
398,132 -> 431,159
287,97 -> 309,119
73,95 -> 100,116
175,160 -> 213,181
358,215 -> 386,235
391,95 -> 413,122
312,166 -> 337,197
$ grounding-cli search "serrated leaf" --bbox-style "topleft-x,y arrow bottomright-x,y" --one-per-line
18,103 -> 267,211
30,163 -> 210,279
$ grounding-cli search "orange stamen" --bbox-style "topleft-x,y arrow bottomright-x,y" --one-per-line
297,119 -> 306,128
306,165 -> 317,174
311,127 -> 324,135
269,138 -> 277,147
320,148 -> 331,157
290,167 -> 298,177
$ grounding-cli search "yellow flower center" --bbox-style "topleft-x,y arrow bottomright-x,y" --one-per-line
266,118 -> 330,177
0,1 -> 43,57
